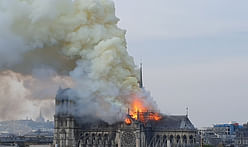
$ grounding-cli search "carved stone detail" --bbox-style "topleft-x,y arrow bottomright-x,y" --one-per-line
121,131 -> 136,147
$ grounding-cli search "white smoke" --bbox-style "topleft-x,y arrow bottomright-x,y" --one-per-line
0,0 -> 157,123
0,70 -> 72,121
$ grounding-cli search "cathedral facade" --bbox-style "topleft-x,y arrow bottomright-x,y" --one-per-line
53,88 -> 198,147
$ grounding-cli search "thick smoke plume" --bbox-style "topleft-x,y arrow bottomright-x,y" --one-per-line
0,0 -> 157,123
0,70 -> 72,121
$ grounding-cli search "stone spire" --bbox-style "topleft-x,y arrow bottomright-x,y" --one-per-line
139,63 -> 143,88
36,109 -> 45,123
186,107 -> 189,117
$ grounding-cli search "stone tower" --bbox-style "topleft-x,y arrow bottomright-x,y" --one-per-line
53,88 -> 78,147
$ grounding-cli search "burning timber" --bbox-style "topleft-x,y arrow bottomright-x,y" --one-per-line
53,88 -> 198,147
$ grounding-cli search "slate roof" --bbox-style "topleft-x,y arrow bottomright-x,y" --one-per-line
55,89 -> 196,131
149,115 -> 196,130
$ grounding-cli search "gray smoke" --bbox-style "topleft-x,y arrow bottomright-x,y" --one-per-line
0,0 -> 158,123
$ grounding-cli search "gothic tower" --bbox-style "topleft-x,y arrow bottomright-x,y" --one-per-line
53,88 -> 77,147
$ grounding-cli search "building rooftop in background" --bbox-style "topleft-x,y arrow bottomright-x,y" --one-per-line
0,119 -> 53,136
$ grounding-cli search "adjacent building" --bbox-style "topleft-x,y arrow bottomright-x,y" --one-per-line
235,122 -> 248,147
199,122 -> 243,147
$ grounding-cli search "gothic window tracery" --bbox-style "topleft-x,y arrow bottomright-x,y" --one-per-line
121,131 -> 136,147
170,135 -> 174,144
189,135 -> 194,144
183,135 -> 187,144
163,135 -> 167,144
176,135 -> 180,143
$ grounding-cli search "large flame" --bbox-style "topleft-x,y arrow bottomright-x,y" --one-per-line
126,98 -> 161,123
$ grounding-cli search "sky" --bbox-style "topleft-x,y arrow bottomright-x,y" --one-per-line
113,0 -> 248,127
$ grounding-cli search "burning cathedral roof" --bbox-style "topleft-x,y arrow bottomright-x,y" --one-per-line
55,87 -> 196,131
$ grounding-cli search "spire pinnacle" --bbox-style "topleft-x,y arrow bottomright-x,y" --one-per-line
40,109 -> 42,118
186,107 -> 189,117
36,109 -> 45,122
139,63 -> 143,88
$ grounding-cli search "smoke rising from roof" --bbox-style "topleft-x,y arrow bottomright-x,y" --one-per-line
0,0 -> 157,123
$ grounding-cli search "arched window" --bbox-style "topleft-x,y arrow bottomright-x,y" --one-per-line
91,133 -> 96,144
183,135 -> 187,144
189,135 -> 194,144
84,133 -> 89,145
86,138 -> 89,144
176,135 -> 180,143
156,135 -> 160,145
92,133 -> 95,144
98,134 -> 102,144
170,135 -> 174,144
104,134 -> 108,144
163,135 -> 167,144
156,135 -> 160,142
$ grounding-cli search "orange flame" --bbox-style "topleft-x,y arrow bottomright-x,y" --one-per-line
126,98 -> 162,123
124,118 -> 132,125
130,98 -> 147,120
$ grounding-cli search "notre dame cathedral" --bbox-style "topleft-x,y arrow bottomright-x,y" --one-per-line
53,68 -> 198,147
53,91 -> 198,147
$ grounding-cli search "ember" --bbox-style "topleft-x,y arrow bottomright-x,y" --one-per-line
126,98 -> 162,123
